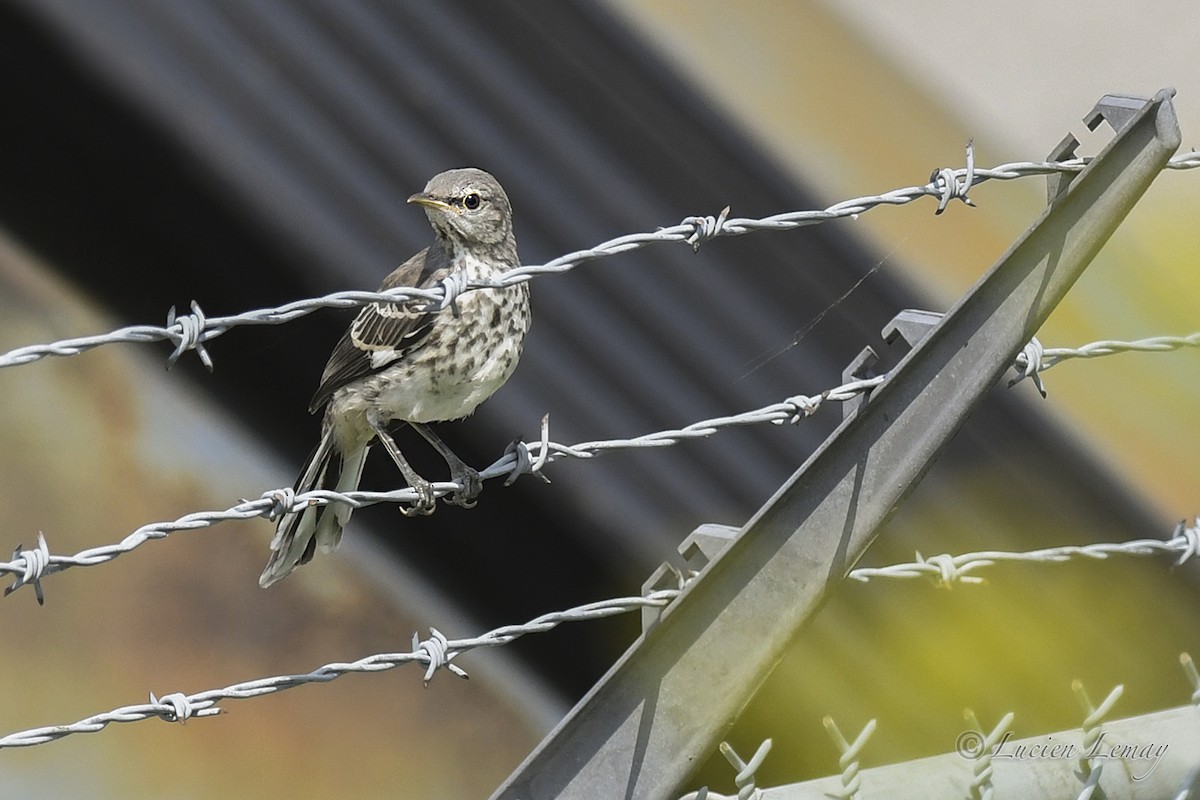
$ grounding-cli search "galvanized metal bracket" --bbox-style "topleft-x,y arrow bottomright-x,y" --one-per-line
840,308 -> 944,420
840,346 -> 878,420
641,524 -> 739,632
1046,92 -> 1164,203
492,89 -> 1180,800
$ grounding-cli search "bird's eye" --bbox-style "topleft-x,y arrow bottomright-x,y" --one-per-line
462,192 -> 482,210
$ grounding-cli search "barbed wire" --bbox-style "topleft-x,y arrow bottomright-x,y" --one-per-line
5,324 -> 1195,602
679,670 -> 1198,800
0,378 -> 880,600
3,517 -> 1195,749
1011,332 -> 1200,395
0,589 -> 679,748
824,717 -> 877,800
681,739 -> 775,800
849,517 -> 1200,588
2,150 -> 1196,372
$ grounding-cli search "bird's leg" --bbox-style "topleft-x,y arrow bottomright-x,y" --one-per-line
411,423 -> 482,508
366,411 -> 437,516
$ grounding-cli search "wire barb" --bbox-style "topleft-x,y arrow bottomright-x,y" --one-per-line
149,691 -> 213,724
1072,680 -> 1123,791
681,740 -> 773,800
721,739 -> 772,800
1009,337 -> 1048,397
502,414 -> 553,486
931,139 -> 978,214
1181,653 -> 1200,708
434,270 -> 470,317
413,628 -> 469,686
824,716 -> 876,800
5,532 -> 50,605
919,551 -> 985,588
963,710 -> 1015,800
165,301 -> 214,371
778,393 -> 823,424
260,487 -> 301,521
682,205 -> 732,252
1171,518 -> 1200,566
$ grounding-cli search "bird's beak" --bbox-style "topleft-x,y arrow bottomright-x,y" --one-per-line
407,192 -> 454,212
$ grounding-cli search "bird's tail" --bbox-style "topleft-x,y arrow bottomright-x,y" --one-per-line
259,426 -> 369,588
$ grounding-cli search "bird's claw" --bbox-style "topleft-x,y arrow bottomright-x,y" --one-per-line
443,466 -> 482,509
400,479 -> 438,517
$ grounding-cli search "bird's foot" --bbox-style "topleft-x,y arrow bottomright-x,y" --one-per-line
443,465 -> 482,509
400,477 -> 438,517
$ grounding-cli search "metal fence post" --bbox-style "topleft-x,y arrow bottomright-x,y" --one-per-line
491,90 -> 1181,800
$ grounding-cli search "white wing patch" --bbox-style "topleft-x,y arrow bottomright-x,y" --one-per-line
370,348 -> 402,369
348,301 -> 436,370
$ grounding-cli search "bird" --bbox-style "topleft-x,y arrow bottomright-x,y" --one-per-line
260,167 -> 530,587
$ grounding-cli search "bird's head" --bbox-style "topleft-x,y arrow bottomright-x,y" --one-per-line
407,168 -> 514,248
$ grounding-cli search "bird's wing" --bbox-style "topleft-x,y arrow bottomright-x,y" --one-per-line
308,245 -> 450,413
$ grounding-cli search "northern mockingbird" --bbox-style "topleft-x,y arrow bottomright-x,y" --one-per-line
260,167 -> 530,587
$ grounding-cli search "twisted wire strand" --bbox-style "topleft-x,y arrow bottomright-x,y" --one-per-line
4,324 -> 1195,600
0,383 -> 870,597
1,519 -> 1194,747
1014,332 -> 1200,374
849,517 -> 1200,588
825,716 -> 877,800
0,589 -> 679,748
3,151 -> 1196,372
